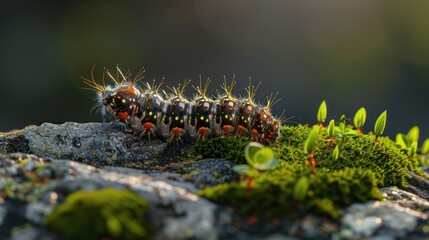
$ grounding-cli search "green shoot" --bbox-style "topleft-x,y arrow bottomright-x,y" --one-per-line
293,176 -> 310,201
304,126 -> 320,154
374,110 -> 387,141
332,145 -> 340,161
327,119 -> 336,147
353,107 -> 366,134
304,126 -> 320,173
422,139 -> 429,155
410,141 -> 418,158
407,126 -> 419,143
317,100 -> 327,128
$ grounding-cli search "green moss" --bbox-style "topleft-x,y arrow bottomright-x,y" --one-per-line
278,125 -> 424,188
45,188 -> 152,240
198,162 -> 382,219
190,137 -> 250,164
196,124 -> 425,220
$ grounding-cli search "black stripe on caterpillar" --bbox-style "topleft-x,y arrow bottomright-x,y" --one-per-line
82,65 -> 285,144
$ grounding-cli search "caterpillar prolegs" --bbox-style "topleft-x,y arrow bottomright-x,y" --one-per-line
82,65 -> 285,144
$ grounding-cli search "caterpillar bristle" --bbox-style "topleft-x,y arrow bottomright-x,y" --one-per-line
132,67 -> 145,85
221,75 -> 236,98
83,66 -> 284,144
167,79 -> 191,99
266,92 -> 281,110
245,78 -> 260,104
81,65 -> 105,93
104,68 -> 121,86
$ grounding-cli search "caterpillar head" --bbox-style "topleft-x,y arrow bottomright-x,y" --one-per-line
82,65 -> 143,122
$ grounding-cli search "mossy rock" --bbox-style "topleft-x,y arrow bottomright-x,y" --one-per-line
198,162 -> 382,219
195,124 -> 426,220
45,187 -> 152,240
278,124 -> 424,188
193,125 -> 423,188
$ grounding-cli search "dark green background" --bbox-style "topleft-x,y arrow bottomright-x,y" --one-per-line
1,1 -> 428,142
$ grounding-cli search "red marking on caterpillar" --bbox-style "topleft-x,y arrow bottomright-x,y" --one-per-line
82,65 -> 285,144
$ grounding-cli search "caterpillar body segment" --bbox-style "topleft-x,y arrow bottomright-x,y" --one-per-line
190,77 -> 216,140
216,76 -> 239,137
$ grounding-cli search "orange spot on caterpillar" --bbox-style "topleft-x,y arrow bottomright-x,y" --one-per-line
222,125 -> 233,136
237,125 -> 248,137
251,129 -> 260,140
171,127 -> 182,137
117,111 -> 129,122
119,86 -> 136,94
198,127 -> 209,139
143,122 -> 155,132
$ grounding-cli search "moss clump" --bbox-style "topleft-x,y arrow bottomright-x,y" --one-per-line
196,124 -> 425,220
278,125 -> 424,188
45,187 -> 152,240
198,161 -> 382,219
190,137 -> 250,164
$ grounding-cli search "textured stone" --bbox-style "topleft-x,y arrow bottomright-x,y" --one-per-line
0,122 -> 185,168
1,122 -> 429,240
341,190 -> 429,239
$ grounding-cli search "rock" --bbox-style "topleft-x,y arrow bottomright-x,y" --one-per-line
9,226 -> 59,240
1,122 -> 429,239
341,188 -> 429,239
0,152 -> 218,240
405,171 -> 429,200
0,122 -> 186,168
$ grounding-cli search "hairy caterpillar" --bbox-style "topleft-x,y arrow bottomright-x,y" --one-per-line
82,65 -> 284,144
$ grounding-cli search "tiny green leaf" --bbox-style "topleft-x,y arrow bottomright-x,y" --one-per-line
338,114 -> 347,126
410,141 -> 418,157
244,142 -> 264,164
304,126 -> 319,154
374,110 -> 387,137
327,119 -> 335,137
344,128 -> 359,137
395,133 -> 408,149
317,100 -> 327,124
422,138 -> 429,155
232,165 -> 258,176
293,176 -> 310,201
406,126 -> 419,143
332,145 -> 339,160
353,107 -> 366,129
244,142 -> 278,171
251,147 -> 279,170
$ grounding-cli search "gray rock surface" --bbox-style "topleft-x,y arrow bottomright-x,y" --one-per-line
1,122 -> 429,239
0,122 -> 186,168
0,153 -> 219,240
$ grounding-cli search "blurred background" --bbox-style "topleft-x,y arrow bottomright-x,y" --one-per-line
1,0 -> 428,142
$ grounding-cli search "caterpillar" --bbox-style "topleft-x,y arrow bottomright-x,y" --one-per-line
82,65 -> 284,144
